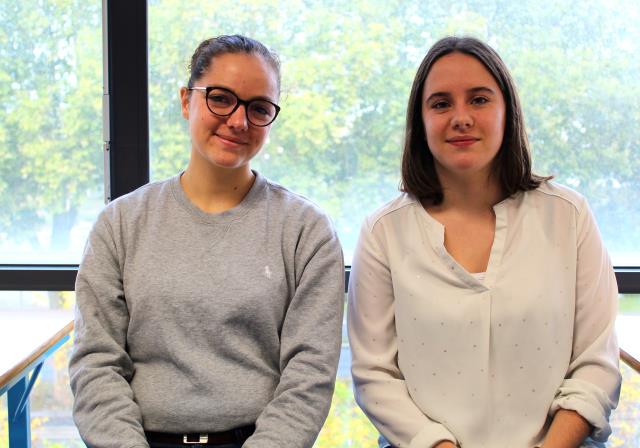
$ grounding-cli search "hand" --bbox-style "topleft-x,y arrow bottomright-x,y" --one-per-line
433,441 -> 457,448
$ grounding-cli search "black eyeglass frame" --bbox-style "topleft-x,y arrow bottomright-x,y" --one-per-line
188,86 -> 281,127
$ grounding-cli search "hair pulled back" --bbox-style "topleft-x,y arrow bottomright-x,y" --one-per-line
187,35 -> 281,92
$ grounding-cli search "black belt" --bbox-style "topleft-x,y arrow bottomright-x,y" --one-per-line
145,424 -> 255,446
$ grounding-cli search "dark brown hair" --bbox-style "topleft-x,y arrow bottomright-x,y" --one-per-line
401,36 -> 550,204
187,35 -> 281,92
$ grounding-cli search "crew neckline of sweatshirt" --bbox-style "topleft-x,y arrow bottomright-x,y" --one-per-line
169,170 -> 267,225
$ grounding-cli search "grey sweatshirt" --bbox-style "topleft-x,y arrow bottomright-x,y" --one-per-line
69,172 -> 344,448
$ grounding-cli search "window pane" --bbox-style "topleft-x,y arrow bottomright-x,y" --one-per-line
0,2 -> 103,263
2,293 -> 638,446
0,291 -> 81,447
314,294 -> 378,446
609,363 -> 640,447
619,294 -> 640,316
613,294 -> 640,446
148,0 -> 639,265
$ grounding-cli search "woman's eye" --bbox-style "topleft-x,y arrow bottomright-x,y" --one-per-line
471,96 -> 489,105
208,94 -> 233,106
250,102 -> 274,117
253,106 -> 269,116
431,100 -> 450,109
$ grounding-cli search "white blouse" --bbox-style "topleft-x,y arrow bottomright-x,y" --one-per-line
347,182 -> 621,448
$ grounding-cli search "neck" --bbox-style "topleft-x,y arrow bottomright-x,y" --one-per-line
433,167 -> 505,213
180,161 -> 255,213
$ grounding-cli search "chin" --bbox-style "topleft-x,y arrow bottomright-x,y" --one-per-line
211,159 -> 248,170
451,155 -> 492,172
203,150 -> 248,169
456,163 -> 482,171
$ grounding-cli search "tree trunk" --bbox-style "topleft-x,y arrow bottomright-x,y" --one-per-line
51,207 -> 78,251
49,207 -> 78,307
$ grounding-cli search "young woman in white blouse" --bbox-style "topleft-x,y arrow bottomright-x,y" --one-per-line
348,36 -> 620,448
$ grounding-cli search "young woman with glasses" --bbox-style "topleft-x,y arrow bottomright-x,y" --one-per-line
70,35 -> 344,448
348,36 -> 620,448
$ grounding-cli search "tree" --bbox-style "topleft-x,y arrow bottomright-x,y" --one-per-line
0,0 -> 102,258
3,0 -> 637,262
148,0 -> 640,259
2,0 -> 640,445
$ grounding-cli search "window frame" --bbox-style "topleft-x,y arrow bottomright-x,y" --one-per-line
0,0 -> 639,294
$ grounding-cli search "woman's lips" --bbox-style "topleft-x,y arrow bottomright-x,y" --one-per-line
215,133 -> 247,147
446,136 -> 479,147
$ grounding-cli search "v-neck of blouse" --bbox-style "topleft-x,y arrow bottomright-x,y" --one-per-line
417,199 -> 510,291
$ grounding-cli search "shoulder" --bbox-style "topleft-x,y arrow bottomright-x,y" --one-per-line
263,176 -> 334,227
525,180 -> 588,216
363,193 -> 418,233
109,176 -> 174,209
96,176 -> 176,228
260,176 -> 342,262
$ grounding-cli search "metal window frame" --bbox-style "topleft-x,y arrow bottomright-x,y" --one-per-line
0,0 -> 148,292
0,0 -> 639,295
103,0 -> 149,202
1,266 -> 639,294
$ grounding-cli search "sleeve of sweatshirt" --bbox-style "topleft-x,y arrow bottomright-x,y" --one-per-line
69,207 -> 149,448
243,209 -> 345,448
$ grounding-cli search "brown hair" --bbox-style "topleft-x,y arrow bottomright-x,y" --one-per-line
187,35 -> 281,92
401,36 -> 550,204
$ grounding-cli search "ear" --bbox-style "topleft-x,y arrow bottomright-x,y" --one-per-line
179,87 -> 190,120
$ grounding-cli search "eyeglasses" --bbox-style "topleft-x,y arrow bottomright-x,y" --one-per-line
188,86 -> 281,127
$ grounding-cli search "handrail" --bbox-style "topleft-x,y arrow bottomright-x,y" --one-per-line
620,348 -> 640,375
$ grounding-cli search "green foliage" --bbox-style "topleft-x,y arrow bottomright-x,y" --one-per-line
1,0 -> 639,259
316,378 -> 379,447
619,294 -> 640,315
147,0 -> 640,256
0,0 -> 102,250
608,363 -> 640,447
1,2 -> 640,441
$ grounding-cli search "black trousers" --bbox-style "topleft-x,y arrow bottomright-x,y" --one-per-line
148,443 -> 241,448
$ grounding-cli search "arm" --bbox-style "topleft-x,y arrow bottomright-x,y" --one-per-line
69,210 -> 149,448
542,409 -> 591,448
348,219 -> 457,448
547,197 -> 621,445
243,214 -> 345,448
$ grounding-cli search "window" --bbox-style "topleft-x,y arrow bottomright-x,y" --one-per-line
148,0 -> 640,265
146,2 -> 640,445
0,2 -> 103,264
0,291 -> 80,446
2,0 -> 639,446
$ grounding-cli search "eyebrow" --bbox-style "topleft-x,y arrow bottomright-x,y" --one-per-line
425,86 -> 497,103
205,85 -> 278,104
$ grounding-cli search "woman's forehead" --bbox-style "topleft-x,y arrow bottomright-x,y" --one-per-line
200,53 -> 279,99
425,52 -> 499,94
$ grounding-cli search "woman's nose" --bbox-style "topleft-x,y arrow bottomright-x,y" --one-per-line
451,106 -> 473,130
226,104 -> 249,130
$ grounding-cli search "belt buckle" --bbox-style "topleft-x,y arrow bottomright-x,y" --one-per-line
183,434 -> 208,444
